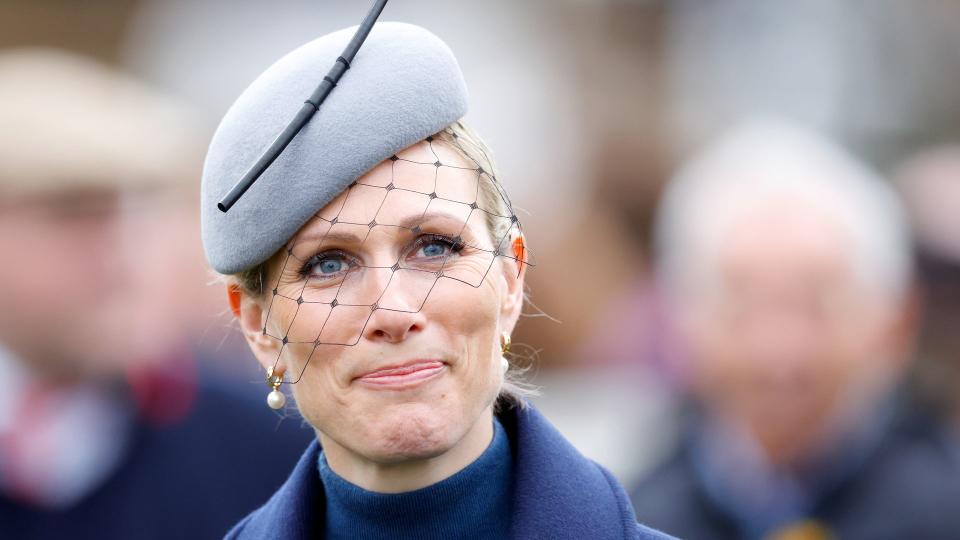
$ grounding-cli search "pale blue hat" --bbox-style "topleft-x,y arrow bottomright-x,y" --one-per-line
201,22 -> 469,274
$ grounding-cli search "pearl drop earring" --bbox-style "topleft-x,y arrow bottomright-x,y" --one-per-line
266,366 -> 286,410
500,331 -> 511,375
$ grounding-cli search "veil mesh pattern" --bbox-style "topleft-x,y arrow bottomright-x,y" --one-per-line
259,125 -> 534,386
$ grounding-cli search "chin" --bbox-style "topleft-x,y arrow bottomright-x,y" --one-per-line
359,400 -> 462,463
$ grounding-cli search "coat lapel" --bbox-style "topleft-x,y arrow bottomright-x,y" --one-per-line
501,404 -> 642,540
226,439 -> 325,539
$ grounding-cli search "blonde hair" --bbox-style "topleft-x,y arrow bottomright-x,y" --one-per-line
228,119 -> 534,410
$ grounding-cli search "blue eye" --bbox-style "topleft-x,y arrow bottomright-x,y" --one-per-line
410,234 -> 465,262
318,258 -> 345,275
419,241 -> 449,258
299,251 -> 353,280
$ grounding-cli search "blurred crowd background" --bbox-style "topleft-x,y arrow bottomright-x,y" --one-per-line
2,1 -> 960,539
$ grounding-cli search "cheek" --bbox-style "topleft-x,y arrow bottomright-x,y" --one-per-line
822,325 -> 881,390
690,324 -> 742,386
3,234 -> 95,304
437,278 -> 504,411
268,300 -> 343,377
287,346 -> 344,426
432,273 -> 501,353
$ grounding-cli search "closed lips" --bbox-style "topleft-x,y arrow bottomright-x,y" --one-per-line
355,360 -> 446,385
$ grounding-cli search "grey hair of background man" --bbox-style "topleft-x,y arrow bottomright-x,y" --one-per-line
654,119 -> 913,309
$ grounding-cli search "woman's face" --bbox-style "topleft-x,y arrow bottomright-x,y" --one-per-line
239,139 -> 524,464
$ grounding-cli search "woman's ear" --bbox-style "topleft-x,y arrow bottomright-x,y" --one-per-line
228,284 -> 281,372
499,233 -> 528,334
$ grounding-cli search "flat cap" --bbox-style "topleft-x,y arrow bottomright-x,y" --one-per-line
201,22 -> 469,274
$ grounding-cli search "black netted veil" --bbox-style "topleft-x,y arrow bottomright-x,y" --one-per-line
258,125 -> 534,388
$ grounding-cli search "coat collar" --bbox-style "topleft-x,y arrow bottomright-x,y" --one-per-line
227,403 -> 661,539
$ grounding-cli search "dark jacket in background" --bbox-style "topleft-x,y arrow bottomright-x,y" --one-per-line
631,402 -> 960,540
0,373 -> 315,539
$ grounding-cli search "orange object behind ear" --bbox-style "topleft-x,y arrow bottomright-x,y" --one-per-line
227,284 -> 242,319
512,235 -> 526,272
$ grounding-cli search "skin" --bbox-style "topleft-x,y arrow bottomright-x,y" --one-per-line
0,188 -> 136,382
235,139 -> 526,493
681,198 -> 915,467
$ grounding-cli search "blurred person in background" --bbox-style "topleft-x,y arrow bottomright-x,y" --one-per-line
0,48 -> 312,539
631,121 -> 960,540
895,145 -> 960,433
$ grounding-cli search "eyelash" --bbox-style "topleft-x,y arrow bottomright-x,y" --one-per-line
297,233 -> 466,279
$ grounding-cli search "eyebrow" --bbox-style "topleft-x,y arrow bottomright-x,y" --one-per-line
291,210 -> 472,248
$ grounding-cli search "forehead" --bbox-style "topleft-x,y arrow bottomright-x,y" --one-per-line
299,139 -> 485,238
717,200 -> 853,283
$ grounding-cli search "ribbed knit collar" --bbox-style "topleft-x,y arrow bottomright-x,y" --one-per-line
318,417 -> 512,540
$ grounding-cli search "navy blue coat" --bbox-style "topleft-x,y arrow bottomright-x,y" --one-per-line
227,403 -> 673,539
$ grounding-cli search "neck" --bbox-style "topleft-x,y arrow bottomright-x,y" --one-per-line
318,406 -> 495,493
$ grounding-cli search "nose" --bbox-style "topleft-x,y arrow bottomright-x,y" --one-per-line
362,304 -> 426,343
360,266 -> 430,343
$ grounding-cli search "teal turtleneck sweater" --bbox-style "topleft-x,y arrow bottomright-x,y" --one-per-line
317,417 -> 513,540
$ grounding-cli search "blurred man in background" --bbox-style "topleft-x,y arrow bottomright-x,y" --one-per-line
631,121 -> 960,540
0,48 -> 312,539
